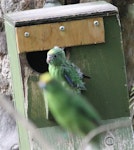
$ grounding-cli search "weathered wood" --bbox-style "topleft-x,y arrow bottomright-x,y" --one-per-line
5,1 -> 118,27
69,15 -> 130,119
5,1 -> 133,149
36,126 -> 83,150
16,17 -> 104,53
27,15 -> 132,150
5,21 -> 31,150
32,117 -> 134,150
100,117 -> 134,150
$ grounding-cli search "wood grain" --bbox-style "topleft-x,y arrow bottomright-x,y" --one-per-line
5,2 -> 118,27
16,17 -> 105,53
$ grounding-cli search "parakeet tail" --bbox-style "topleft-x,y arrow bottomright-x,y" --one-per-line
83,74 -> 91,79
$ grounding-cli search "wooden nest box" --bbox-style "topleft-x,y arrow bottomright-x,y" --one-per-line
5,1 -> 133,150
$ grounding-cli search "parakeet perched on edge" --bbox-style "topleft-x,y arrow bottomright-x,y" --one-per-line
38,72 -> 101,136
46,46 -> 90,93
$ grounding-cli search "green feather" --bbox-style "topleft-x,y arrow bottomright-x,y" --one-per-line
39,73 -> 101,136
46,46 -> 86,93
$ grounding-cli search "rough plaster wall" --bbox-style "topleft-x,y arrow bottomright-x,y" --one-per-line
0,32 -> 12,96
0,98 -> 19,150
121,3 -> 134,91
0,0 -> 45,97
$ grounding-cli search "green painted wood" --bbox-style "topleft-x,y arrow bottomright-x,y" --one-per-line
28,15 -> 133,150
5,21 -> 31,150
100,117 -> 134,150
31,117 -> 133,150
34,126 -> 83,150
28,75 -> 46,127
26,12 -> 131,150
70,15 -> 129,120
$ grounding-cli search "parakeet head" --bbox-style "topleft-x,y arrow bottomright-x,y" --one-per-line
38,72 -> 63,93
46,46 -> 66,66
38,72 -> 52,89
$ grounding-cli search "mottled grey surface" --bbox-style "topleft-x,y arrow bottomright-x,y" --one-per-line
0,102 -> 19,150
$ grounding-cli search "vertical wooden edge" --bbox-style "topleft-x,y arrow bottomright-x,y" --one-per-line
15,27 -> 22,54
116,14 -> 129,93
5,21 -> 31,150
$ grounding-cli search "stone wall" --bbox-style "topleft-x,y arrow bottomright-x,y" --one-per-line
0,0 -> 45,97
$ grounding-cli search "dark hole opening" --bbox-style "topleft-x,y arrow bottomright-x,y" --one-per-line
26,51 -> 48,73
26,47 -> 71,73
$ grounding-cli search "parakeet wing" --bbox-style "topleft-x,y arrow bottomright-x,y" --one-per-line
62,62 -> 86,90
71,96 -> 101,125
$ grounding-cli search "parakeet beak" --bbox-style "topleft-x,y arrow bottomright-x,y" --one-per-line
38,81 -> 46,89
38,72 -> 52,89
46,55 -> 53,64
46,57 -> 50,64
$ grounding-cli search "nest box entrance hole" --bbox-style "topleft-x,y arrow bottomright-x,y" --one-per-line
26,51 -> 48,73
26,48 -> 71,73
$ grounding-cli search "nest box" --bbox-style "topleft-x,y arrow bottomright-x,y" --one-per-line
5,1 -> 133,150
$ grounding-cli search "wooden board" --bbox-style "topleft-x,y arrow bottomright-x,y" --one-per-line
32,118 -> 134,150
69,15 -> 130,119
5,1 -> 118,27
16,17 -> 105,53
5,21 -> 31,150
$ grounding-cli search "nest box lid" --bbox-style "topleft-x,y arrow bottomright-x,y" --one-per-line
5,1 -> 118,27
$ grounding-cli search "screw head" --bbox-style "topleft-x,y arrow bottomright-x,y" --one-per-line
94,20 -> 99,26
24,32 -> 30,37
59,26 -> 65,31
104,136 -> 114,146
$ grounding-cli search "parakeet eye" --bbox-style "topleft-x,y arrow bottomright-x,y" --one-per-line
54,55 -> 57,58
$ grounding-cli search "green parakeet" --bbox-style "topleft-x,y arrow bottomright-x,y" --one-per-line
46,46 -> 90,93
38,73 -> 101,136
